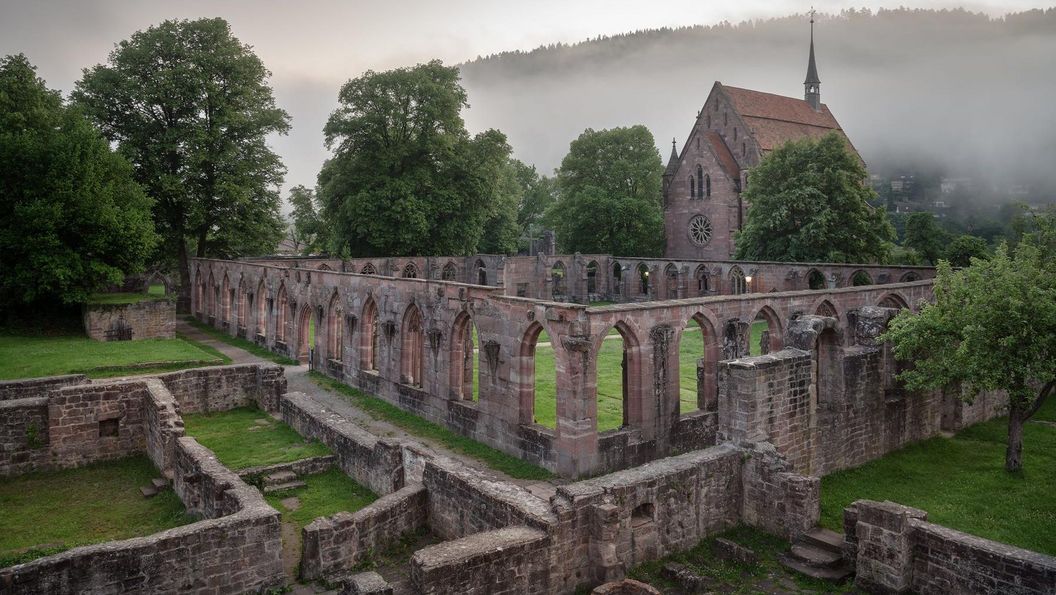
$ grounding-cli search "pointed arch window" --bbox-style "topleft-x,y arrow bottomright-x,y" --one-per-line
705,175 -> 711,198
696,165 -> 704,198
733,127 -> 738,141
689,176 -> 695,199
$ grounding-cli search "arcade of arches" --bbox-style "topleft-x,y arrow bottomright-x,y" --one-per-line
192,254 -> 943,478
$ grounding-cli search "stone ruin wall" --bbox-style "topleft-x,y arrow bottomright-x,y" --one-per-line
82,299 -> 176,341
0,364 -> 287,594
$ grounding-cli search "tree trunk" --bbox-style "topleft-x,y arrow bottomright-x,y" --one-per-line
1006,404 -> 1025,472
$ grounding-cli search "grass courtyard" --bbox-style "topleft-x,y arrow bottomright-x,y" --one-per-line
0,455 -> 195,567
819,398 -> 1056,555
182,406 -> 331,469
0,333 -> 229,380
264,467 -> 377,529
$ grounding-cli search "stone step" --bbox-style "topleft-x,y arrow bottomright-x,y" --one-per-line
263,470 -> 298,487
139,485 -> 158,498
801,527 -> 844,554
151,477 -> 170,491
779,554 -> 854,582
263,480 -> 306,494
789,543 -> 843,568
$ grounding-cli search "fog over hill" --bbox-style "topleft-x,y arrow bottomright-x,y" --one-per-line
459,8 -> 1056,198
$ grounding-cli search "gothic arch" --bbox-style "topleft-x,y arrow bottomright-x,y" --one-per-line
295,303 -> 315,364
317,263 -> 332,271
681,310 -> 721,413
402,262 -> 419,279
237,278 -> 248,330
900,271 -> 922,283
851,270 -> 873,286
664,263 -> 679,299
450,311 -> 477,401
694,264 -> 710,296
360,296 -> 379,372
637,263 -> 651,296
877,292 -> 910,310
361,263 -> 377,275
276,282 -> 289,342
551,261 -> 567,299
401,303 -> 424,386
476,259 -> 488,285
813,298 -> 840,320
807,269 -> 827,290
441,261 -> 458,281
326,290 -> 343,363
255,279 -> 268,338
749,305 -> 784,355
221,274 -> 231,325
592,320 -> 644,432
586,260 -> 599,295
728,266 -> 747,295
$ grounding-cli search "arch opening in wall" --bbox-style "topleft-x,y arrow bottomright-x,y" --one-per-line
237,280 -> 248,330
327,292 -> 343,363
276,284 -> 288,342
637,263 -> 650,296
689,176 -> 695,199
900,271 -> 922,282
681,313 -> 720,414
361,297 -> 379,372
808,269 -> 826,290
450,312 -> 482,402
441,262 -> 458,281
729,266 -> 747,295
317,263 -> 332,271
207,273 -> 217,319
595,322 -> 640,432
518,322 -> 556,429
586,261 -> 599,296
877,293 -> 910,310
296,304 -> 315,364
815,327 -> 843,407
613,263 -> 623,295
664,264 -> 678,299
476,259 -> 487,285
402,263 -> 419,279
694,264 -> 710,296
361,263 -> 377,275
749,306 -> 783,356
551,261 -> 566,299
255,280 -> 267,339
851,270 -> 873,286
696,165 -> 704,198
401,304 -> 424,387
815,300 -> 839,320
194,269 -> 204,314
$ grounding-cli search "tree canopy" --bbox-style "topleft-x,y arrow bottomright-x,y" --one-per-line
288,185 -> 325,255
318,60 -> 512,256
73,17 -> 290,306
545,125 -> 664,256
904,211 -> 950,265
734,132 -> 894,263
883,225 -> 1056,472
944,234 -> 989,267
0,54 -> 156,306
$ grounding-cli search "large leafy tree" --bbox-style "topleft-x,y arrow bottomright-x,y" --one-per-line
288,185 -> 325,255
517,166 -> 557,252
546,125 -> 664,256
478,158 -> 527,254
904,211 -> 949,265
0,54 -> 156,306
944,234 -> 989,267
318,60 -> 511,256
883,230 -> 1056,472
734,132 -> 894,262
73,18 -> 290,309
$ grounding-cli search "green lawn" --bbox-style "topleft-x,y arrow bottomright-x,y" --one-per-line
820,397 -> 1056,555
309,372 -> 553,480
628,525 -> 854,593
0,333 -> 228,380
265,468 -> 377,529
182,407 -> 331,469
0,455 -> 195,567
183,317 -> 299,366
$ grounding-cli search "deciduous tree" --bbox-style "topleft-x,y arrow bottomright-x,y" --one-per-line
0,54 -> 156,305
73,18 -> 290,310
288,185 -> 325,255
944,234 -> 989,267
318,60 -> 511,256
546,126 -> 664,256
883,234 -> 1056,472
734,132 -> 894,263
904,211 -> 950,265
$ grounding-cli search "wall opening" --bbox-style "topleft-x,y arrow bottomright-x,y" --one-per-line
401,304 -> 424,387
613,263 -> 623,295
851,270 -> 873,286
637,263 -> 650,296
586,261 -> 598,295
596,323 -> 639,432
682,314 -> 720,413
476,259 -> 487,285
450,312 -> 480,402
694,265 -> 709,296
327,292 -> 343,362
729,266 -> 747,295
519,322 -> 556,428
296,305 -> 315,364
256,281 -> 267,338
749,307 -> 783,356
551,261 -> 566,299
276,285 -> 288,342
664,264 -> 678,299
361,297 -> 379,372
808,269 -> 826,290
815,327 -> 842,407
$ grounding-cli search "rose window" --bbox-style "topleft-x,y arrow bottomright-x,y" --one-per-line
689,215 -> 712,246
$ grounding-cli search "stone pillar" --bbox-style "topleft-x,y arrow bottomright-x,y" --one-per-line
850,500 -> 927,594
554,326 -> 598,477
650,324 -> 678,450
590,503 -> 623,583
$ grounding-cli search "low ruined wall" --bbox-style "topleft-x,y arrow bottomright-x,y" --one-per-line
739,443 -> 819,540
0,397 -> 49,477
280,391 -> 403,495
46,380 -> 149,470
845,500 -> 1056,595
301,484 -> 428,581
0,375 -> 87,401
158,363 -> 286,414
410,526 -> 551,595
82,299 -> 175,341
0,437 -> 284,595
421,455 -> 556,540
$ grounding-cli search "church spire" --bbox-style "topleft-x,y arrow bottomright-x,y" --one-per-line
804,8 -> 821,111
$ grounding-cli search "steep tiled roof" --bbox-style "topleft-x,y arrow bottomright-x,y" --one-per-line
720,84 -> 860,160
704,131 -> 740,179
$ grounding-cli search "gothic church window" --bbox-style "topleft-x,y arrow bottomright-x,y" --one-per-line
733,127 -> 738,141
705,175 -> 711,197
706,115 -> 711,128
689,215 -> 712,247
724,112 -> 728,126
689,176 -> 695,198
696,165 -> 704,198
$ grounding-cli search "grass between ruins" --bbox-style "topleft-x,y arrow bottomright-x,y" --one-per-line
820,397 -> 1056,556
182,316 -> 300,366
182,406 -> 331,469
0,455 -> 195,568
308,371 -> 555,481
0,332 -> 229,380
264,467 -> 377,529
626,525 -> 854,594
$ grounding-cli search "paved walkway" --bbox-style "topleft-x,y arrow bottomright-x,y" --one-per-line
177,320 -> 561,499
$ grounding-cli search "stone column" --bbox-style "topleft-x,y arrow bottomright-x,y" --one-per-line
554,328 -> 598,477
851,500 -> 927,594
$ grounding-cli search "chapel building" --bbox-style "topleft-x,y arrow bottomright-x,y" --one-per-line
663,17 -> 861,260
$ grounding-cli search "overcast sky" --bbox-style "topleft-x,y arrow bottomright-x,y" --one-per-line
0,0 -> 1047,206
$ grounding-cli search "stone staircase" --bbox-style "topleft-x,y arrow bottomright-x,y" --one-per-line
262,470 -> 306,493
779,527 -> 853,582
139,476 -> 171,498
